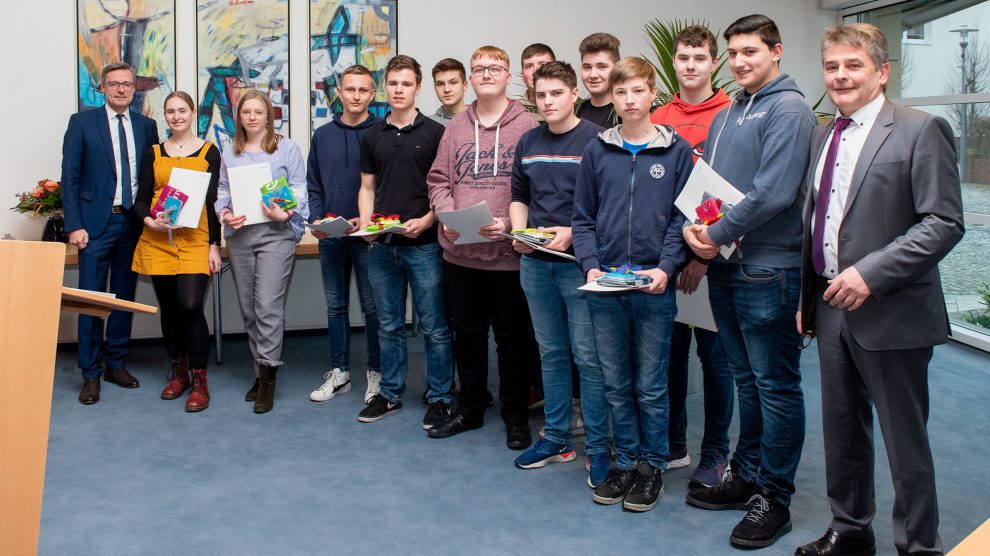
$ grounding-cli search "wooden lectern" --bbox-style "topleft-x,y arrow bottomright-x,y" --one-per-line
0,241 -> 156,555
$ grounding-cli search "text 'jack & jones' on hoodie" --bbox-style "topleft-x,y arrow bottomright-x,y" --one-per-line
427,99 -> 538,271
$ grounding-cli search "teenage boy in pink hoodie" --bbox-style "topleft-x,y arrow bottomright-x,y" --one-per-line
426,45 -> 541,451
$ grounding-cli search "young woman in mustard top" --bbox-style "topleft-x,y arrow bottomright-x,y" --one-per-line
132,91 -> 221,412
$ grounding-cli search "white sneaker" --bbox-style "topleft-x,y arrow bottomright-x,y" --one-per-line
364,370 -> 382,404
310,369 -> 351,402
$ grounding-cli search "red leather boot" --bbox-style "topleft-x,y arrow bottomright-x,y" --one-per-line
161,357 -> 189,400
185,369 -> 210,412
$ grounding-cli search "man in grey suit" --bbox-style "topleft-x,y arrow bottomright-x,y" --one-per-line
796,24 -> 964,556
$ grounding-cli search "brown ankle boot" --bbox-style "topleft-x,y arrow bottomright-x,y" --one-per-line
253,364 -> 278,414
161,357 -> 189,400
245,378 -> 260,401
186,369 -> 210,412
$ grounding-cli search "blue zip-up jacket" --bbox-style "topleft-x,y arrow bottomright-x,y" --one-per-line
703,74 -> 815,268
572,125 -> 693,278
306,112 -> 378,222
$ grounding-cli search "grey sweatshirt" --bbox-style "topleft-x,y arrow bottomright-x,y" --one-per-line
703,74 -> 816,268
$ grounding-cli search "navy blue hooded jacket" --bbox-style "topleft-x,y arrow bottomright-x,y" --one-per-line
306,112 -> 378,221
572,125 -> 693,278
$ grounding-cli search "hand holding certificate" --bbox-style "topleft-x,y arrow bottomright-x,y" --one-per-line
498,231 -> 576,261
435,201 -> 496,245
674,159 -> 746,259
305,216 -> 357,238
165,167 -> 211,228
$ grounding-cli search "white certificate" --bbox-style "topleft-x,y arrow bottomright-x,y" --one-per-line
674,276 -> 718,331
227,162 -> 272,226
435,201 -> 496,245
674,159 -> 746,259
166,167 -> 211,229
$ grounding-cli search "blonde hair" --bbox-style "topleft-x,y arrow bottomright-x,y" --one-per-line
471,45 -> 510,68
608,56 -> 656,91
233,90 -> 280,155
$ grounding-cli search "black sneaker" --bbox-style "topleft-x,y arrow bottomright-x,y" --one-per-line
729,492 -> 792,547
685,459 -> 756,510
357,394 -> 402,423
422,400 -> 451,430
592,468 -> 637,505
623,462 -> 664,512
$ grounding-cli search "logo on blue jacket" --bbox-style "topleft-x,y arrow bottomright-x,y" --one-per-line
649,163 -> 665,180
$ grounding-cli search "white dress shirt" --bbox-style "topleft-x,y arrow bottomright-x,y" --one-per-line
105,104 -> 138,206
812,93 -> 885,278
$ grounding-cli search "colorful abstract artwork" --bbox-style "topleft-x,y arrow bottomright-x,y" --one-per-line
77,0 -> 175,130
197,0 -> 290,148
310,0 -> 397,131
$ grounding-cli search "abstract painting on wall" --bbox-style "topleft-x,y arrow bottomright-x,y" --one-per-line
77,0 -> 176,131
310,0 -> 397,132
197,0 -> 290,148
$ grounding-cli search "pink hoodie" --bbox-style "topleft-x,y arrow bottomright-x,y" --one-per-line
427,99 -> 538,271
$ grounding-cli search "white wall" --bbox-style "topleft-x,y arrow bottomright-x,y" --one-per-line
1,0 -> 837,341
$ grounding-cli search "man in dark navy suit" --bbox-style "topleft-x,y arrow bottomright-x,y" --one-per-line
61,62 -> 159,404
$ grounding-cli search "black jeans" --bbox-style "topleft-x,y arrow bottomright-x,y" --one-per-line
442,261 -> 539,426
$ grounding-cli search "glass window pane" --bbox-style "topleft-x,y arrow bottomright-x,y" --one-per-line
851,0 -> 989,99
909,103 -> 990,337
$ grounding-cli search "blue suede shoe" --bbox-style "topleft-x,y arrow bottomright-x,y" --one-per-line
587,452 -> 611,488
514,439 -> 576,469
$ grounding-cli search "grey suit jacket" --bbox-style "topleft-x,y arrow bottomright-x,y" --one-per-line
800,99 -> 965,351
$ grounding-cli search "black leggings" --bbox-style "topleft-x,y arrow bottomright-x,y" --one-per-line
151,274 -> 211,369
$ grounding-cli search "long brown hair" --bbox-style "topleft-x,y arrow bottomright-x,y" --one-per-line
233,90 -> 280,155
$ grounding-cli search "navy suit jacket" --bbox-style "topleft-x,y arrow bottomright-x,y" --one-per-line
60,106 -> 159,237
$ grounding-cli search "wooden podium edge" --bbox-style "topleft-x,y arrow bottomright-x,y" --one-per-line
61,287 -> 158,315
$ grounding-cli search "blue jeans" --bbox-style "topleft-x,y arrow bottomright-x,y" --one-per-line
367,242 -> 453,404
520,257 -> 609,455
668,322 -> 733,456
588,290 -> 677,471
707,261 -> 804,504
77,212 -> 140,378
318,237 -> 380,373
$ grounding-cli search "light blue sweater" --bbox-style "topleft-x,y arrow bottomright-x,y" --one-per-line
215,137 -> 310,242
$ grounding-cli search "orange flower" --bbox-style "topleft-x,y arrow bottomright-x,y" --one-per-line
43,179 -> 59,192
31,188 -> 44,199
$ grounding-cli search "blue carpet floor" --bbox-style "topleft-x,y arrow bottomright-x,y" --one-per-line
40,333 -> 989,555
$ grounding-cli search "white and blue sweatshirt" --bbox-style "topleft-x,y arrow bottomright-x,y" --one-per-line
572,125 -> 693,278
703,74 -> 816,268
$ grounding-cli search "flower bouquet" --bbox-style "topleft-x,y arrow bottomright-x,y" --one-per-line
12,179 -> 66,241
12,179 -> 62,218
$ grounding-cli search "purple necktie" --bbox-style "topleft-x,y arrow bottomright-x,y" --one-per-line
812,116 -> 852,275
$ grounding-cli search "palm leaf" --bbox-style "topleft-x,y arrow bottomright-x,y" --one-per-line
643,18 -> 738,109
